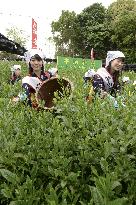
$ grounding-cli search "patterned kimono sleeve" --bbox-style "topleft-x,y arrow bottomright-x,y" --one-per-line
111,81 -> 121,97
83,76 -> 92,84
18,83 -> 30,101
115,81 -> 121,92
8,77 -> 16,85
22,83 -> 38,107
92,74 -> 105,94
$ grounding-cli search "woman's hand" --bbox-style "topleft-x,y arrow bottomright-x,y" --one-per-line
100,90 -> 108,99
12,97 -> 20,103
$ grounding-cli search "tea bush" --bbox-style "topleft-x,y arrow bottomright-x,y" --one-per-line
0,61 -> 136,204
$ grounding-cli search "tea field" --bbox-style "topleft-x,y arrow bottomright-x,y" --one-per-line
0,61 -> 136,205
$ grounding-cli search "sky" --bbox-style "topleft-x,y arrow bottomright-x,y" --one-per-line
0,0 -> 115,58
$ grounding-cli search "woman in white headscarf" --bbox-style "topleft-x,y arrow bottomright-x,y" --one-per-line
93,51 -> 125,98
9,64 -> 22,85
12,49 -> 58,108
84,51 -> 125,106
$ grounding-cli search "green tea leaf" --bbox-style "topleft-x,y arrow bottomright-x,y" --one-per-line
0,169 -> 19,185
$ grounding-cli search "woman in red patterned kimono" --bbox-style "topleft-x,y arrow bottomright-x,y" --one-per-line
92,51 -> 125,98
12,49 -> 57,108
83,51 -> 125,107
9,65 -> 22,85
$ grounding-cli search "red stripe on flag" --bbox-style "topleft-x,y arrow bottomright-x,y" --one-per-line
32,18 -> 37,49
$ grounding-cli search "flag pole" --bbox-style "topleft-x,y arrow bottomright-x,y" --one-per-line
90,48 -> 95,69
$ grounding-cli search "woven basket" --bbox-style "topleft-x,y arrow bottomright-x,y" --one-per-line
36,77 -> 73,109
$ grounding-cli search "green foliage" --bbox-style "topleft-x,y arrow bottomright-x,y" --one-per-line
0,61 -> 136,204
51,10 -> 79,57
107,0 -> 136,20
6,26 -> 28,47
76,3 -> 109,58
107,0 -> 136,63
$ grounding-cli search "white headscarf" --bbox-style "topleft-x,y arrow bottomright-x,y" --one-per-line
106,51 -> 125,67
24,49 -> 45,64
84,69 -> 96,78
48,67 -> 58,76
11,65 -> 21,72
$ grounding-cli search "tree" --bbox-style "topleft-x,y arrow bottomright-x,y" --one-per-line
6,26 -> 28,47
51,10 -> 80,57
107,0 -> 136,63
85,23 -> 112,59
76,3 -> 111,59
107,0 -> 136,20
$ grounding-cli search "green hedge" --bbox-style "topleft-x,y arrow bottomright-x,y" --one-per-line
0,61 -> 136,204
